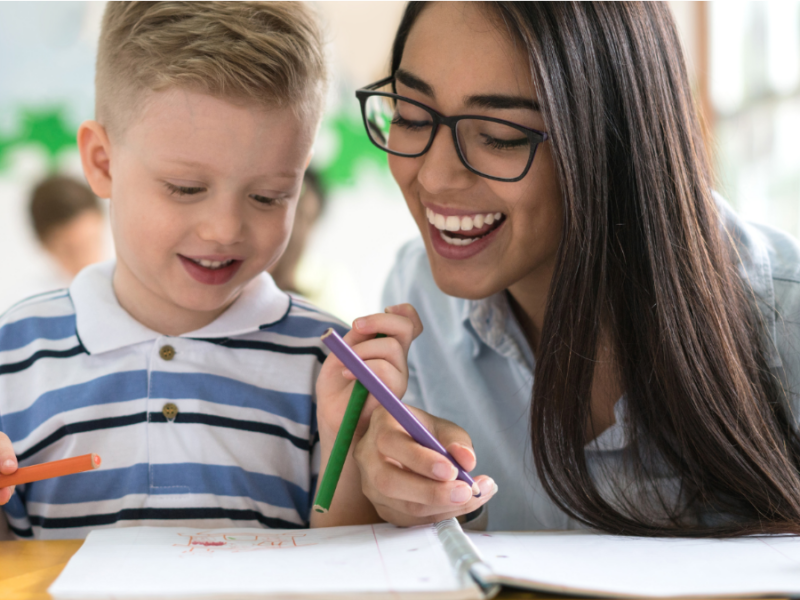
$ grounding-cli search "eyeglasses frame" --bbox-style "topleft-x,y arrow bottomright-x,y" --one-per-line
356,76 -> 549,183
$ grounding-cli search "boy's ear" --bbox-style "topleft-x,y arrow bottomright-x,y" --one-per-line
77,120 -> 113,199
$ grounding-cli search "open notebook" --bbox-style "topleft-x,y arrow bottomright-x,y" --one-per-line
49,519 -> 800,599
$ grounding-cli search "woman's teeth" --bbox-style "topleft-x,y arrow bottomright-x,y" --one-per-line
426,208 -> 505,246
191,258 -> 235,270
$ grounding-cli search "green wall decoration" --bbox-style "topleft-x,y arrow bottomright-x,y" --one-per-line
0,107 -> 77,170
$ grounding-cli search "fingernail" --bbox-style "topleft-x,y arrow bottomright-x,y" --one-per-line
353,318 -> 366,331
459,444 -> 476,462
384,305 -> 400,314
479,478 -> 496,496
432,462 -> 457,480
451,485 -> 471,504
3,459 -> 16,471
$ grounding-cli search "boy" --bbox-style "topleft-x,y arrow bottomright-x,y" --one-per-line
0,1 -> 346,539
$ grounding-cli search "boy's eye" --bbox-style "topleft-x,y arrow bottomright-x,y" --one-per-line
165,182 -> 205,196
250,194 -> 280,205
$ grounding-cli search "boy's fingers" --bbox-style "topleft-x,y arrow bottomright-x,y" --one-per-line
0,433 -> 17,475
0,485 -> 15,506
383,304 -> 423,340
349,337 -> 409,379
348,310 -> 420,354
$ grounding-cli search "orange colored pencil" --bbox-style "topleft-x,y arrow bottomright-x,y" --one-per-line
0,453 -> 101,487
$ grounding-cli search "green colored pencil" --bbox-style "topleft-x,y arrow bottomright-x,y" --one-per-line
314,333 -> 385,514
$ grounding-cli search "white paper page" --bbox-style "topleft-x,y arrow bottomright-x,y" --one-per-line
50,524 -> 463,598
469,531 -> 800,597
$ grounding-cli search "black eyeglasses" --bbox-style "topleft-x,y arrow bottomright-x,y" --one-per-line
356,76 -> 549,182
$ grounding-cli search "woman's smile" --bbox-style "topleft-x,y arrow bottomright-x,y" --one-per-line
424,204 -> 507,258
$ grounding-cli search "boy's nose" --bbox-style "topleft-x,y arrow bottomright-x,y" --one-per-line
196,196 -> 245,246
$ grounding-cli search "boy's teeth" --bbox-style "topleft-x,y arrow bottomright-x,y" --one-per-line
193,258 -> 234,269
426,208 -> 505,232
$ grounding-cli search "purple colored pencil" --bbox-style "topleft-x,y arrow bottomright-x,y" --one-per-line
321,328 -> 480,497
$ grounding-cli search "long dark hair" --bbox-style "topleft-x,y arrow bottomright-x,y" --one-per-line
391,1 -> 800,536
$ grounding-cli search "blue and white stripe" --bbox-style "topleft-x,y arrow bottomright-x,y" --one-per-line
0,263 -> 346,539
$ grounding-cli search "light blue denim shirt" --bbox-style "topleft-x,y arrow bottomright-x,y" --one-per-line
382,197 -> 800,531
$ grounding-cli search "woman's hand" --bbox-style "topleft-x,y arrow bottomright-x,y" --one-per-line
0,432 -> 17,505
354,396 -> 497,526
313,304 -> 424,527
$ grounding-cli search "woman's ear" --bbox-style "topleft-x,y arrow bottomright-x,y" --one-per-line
77,120 -> 113,199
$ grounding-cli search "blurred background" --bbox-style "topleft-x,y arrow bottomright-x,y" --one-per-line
0,2 -> 798,321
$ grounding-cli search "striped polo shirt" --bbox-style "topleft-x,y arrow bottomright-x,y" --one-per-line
0,261 -> 346,539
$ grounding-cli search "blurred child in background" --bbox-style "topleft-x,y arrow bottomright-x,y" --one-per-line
29,174 -> 108,281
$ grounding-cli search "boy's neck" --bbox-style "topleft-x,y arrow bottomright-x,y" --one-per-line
112,261 -> 236,336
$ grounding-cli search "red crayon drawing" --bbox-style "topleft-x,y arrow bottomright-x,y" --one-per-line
174,531 -> 317,555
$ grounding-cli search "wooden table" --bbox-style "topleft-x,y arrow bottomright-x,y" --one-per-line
0,540 -> 544,599
0,540 -> 83,600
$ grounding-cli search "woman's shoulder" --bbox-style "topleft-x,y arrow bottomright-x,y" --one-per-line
717,194 -> 800,287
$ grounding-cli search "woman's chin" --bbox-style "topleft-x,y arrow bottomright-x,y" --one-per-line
429,266 -> 504,301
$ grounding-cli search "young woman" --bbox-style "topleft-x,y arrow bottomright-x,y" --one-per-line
318,1 -> 800,536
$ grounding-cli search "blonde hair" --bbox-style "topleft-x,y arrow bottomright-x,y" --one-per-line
96,1 -> 327,137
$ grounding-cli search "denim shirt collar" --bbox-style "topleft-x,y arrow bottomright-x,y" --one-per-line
463,291 -> 535,372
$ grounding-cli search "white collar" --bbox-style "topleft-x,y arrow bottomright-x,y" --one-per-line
70,260 -> 290,354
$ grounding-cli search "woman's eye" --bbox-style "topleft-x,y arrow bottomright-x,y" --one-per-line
480,134 -> 529,151
392,115 -> 432,132
164,182 -> 205,196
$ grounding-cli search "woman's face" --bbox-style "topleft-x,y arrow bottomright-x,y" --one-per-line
389,2 -> 563,302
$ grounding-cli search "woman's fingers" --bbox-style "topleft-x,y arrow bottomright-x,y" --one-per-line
372,407 -> 477,479
0,432 -> 17,506
354,406 -> 497,525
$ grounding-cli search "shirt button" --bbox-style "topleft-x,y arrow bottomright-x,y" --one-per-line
162,403 -> 178,421
159,345 -> 176,361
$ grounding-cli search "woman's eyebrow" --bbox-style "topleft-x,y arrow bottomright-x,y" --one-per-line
395,69 -> 434,97
395,69 -> 539,111
465,94 -> 540,111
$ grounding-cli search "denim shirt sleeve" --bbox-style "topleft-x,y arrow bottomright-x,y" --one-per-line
381,240 -> 427,413
717,193 -> 800,426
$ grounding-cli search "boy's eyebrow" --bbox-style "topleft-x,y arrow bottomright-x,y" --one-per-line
161,159 -> 300,180
395,68 -> 540,111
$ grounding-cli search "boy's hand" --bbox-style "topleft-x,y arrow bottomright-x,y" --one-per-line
0,432 -> 17,505
354,405 -> 497,526
317,304 -> 423,449
313,304 -> 423,526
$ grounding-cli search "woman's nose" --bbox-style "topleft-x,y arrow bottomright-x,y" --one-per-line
416,125 -> 474,194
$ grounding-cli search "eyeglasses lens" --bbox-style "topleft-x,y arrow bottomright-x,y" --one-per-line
363,93 -> 533,180
455,119 -> 532,181
364,95 -> 431,156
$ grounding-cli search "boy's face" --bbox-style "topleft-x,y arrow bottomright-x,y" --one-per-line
83,89 -> 316,334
